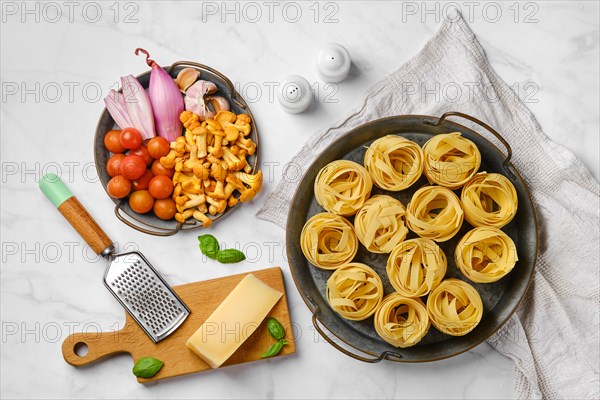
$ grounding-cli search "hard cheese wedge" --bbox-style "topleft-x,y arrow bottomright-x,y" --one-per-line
186,274 -> 283,368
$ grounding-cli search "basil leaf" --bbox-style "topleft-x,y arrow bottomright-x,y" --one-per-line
260,340 -> 284,358
198,234 -> 219,259
132,357 -> 164,378
266,317 -> 286,340
216,249 -> 246,264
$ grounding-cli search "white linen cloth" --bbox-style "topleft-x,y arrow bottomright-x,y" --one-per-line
257,13 -> 599,400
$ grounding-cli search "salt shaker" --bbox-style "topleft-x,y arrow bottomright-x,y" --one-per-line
277,75 -> 312,114
316,43 -> 351,83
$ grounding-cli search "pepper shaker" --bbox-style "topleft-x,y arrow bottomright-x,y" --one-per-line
277,75 -> 312,114
316,43 -> 351,83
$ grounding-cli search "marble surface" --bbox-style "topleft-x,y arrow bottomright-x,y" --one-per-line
1,1 -> 598,399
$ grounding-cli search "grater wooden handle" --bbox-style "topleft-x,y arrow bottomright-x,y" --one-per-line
58,197 -> 114,256
62,330 -> 131,366
39,174 -> 114,256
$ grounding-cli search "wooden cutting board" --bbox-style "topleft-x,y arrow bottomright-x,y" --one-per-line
62,267 -> 295,383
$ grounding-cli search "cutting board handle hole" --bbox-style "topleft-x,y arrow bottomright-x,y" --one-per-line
74,342 -> 88,357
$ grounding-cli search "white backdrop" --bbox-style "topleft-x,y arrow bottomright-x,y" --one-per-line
1,1 -> 598,398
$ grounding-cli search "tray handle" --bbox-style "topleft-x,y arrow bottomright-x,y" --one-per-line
425,112 -> 517,180
114,202 -> 184,237
311,306 -> 403,363
168,60 -> 247,110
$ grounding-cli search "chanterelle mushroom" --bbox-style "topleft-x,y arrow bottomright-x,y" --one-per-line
233,170 -> 263,202
185,80 -> 217,120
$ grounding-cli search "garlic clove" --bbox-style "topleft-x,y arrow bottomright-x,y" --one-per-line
176,68 -> 200,93
207,96 -> 231,113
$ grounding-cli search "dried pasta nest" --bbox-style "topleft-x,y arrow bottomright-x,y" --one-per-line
300,212 -> 358,270
423,132 -> 481,189
354,195 -> 408,254
455,226 -> 518,283
386,238 -> 447,297
364,135 -> 423,191
314,160 -> 373,216
461,172 -> 518,228
326,263 -> 384,321
406,186 -> 464,242
374,294 -> 430,348
427,279 -> 483,336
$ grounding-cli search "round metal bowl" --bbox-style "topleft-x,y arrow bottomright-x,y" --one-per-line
94,61 -> 259,236
286,112 -> 537,362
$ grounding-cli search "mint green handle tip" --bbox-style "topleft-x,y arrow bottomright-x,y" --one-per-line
39,173 -> 74,208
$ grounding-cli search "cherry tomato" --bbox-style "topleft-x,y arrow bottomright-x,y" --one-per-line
129,190 -> 155,214
104,130 -> 125,153
148,175 -> 174,199
147,137 -> 170,159
119,127 -> 143,150
106,154 -> 125,177
120,155 -> 146,180
107,176 -> 131,199
151,160 -> 175,178
131,145 -> 153,166
132,169 -> 153,191
153,198 -> 177,220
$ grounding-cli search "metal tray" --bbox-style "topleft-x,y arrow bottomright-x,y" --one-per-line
286,112 -> 537,362
94,61 -> 259,236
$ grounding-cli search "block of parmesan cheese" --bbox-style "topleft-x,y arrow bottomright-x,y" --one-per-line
186,274 -> 283,368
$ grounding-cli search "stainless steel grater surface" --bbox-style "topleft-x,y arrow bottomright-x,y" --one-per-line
104,252 -> 190,343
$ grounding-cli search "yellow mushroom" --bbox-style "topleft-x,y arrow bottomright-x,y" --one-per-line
211,161 -> 228,182
173,172 -> 203,194
237,114 -> 251,124
184,145 -> 203,171
228,197 -> 239,207
206,195 -> 227,214
170,136 -> 187,154
236,136 -> 256,155
211,130 -> 224,158
160,149 -> 178,169
175,209 -> 194,223
222,147 -> 246,171
208,180 -> 226,199
193,125 -> 209,158
224,125 -> 239,142
215,111 -> 236,125
233,170 -> 263,202
192,210 -> 212,227
181,194 -> 206,210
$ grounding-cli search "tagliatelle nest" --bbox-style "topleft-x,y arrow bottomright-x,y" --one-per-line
374,294 -> 430,348
326,263 -> 383,321
422,132 -> 481,190
386,238 -> 447,298
455,226 -> 518,283
300,212 -> 358,270
314,160 -> 373,216
364,135 -> 423,191
461,172 -> 518,228
406,186 -> 464,242
353,195 -> 408,254
427,278 -> 483,336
